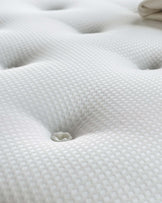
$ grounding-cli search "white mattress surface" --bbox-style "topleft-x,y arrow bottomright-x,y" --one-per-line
0,0 -> 162,202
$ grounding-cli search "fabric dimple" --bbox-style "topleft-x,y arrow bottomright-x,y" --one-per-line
0,0 -> 162,203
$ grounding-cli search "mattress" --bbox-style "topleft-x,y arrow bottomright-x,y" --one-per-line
0,0 -> 162,202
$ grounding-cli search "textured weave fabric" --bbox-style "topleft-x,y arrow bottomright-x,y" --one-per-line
0,0 -> 162,202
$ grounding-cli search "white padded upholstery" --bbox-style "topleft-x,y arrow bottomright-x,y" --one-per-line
0,0 -> 162,202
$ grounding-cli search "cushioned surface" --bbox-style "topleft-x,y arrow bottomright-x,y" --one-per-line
0,0 -> 162,202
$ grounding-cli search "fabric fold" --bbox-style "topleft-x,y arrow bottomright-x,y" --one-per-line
138,0 -> 162,21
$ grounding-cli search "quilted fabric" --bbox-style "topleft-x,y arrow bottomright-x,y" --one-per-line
0,0 -> 162,202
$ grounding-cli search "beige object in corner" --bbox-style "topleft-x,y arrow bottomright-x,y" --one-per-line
138,0 -> 162,21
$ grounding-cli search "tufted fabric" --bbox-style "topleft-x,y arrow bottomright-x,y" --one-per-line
0,0 -> 162,202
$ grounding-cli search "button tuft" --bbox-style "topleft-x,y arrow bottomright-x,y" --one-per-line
51,132 -> 73,142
